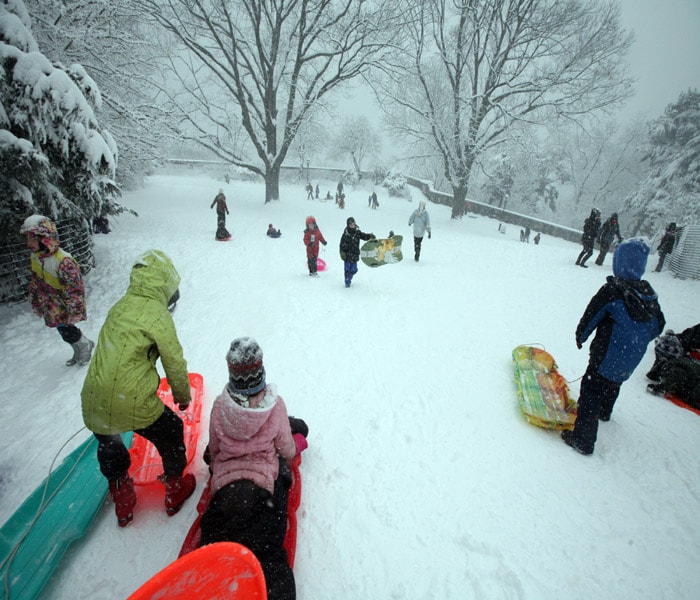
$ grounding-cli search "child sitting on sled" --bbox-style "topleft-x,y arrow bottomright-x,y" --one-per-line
646,324 -> 700,409
200,337 -> 308,600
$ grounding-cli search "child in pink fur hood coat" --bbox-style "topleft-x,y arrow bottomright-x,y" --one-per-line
201,337 -> 308,600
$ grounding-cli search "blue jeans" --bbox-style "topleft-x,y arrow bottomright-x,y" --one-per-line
343,260 -> 358,286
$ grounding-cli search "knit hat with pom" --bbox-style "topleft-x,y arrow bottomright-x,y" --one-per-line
227,337 -> 266,396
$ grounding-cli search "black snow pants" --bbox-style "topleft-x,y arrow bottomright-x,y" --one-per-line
93,405 -> 187,481
200,459 -> 295,600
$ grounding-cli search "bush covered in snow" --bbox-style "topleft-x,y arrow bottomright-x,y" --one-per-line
382,169 -> 411,199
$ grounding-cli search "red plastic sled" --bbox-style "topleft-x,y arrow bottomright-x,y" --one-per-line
317,257 -> 326,271
127,542 -> 267,599
178,453 -> 302,568
128,373 -> 203,491
664,392 -> 700,416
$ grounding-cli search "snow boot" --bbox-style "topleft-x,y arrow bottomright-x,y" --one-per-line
163,473 -> 196,515
561,430 -> 593,456
108,475 -> 137,527
66,335 -> 94,366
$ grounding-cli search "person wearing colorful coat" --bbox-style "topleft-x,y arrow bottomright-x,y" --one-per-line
562,239 -> 665,455
200,337 -> 308,600
81,249 -> 195,526
303,215 -> 327,277
20,215 -> 94,366
210,189 -> 230,240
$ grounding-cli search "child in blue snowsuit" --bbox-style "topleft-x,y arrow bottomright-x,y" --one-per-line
562,239 -> 665,455
339,217 -> 375,287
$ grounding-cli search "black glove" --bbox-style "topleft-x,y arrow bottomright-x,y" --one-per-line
178,402 -> 190,411
369,234 -> 376,240
322,240 -> 327,246
307,242 -> 313,247
428,231 -> 432,239
576,340 -> 582,350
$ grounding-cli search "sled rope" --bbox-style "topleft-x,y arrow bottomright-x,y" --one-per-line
2,427 -> 88,599
523,342 -> 584,385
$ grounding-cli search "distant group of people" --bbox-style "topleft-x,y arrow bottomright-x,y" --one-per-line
575,210 -> 623,267
575,210 -> 680,272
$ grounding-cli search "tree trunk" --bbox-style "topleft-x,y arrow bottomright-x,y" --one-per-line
451,184 -> 468,219
264,166 -> 280,203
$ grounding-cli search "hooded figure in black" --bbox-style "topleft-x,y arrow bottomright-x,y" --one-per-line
575,208 -> 601,267
339,217 -> 374,287
595,212 -> 623,265
562,238 -> 665,455
654,222 -> 678,272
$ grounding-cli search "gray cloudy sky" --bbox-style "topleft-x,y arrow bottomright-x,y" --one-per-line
620,0 -> 700,118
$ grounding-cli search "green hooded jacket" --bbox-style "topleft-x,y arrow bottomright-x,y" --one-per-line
81,250 -> 190,435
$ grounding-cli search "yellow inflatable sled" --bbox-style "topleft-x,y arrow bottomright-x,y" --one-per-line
512,345 -> 577,430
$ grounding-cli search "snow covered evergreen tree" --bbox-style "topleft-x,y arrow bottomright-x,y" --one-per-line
622,90 -> 700,236
0,0 -> 121,241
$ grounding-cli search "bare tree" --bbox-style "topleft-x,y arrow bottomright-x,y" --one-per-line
328,114 -> 381,173
141,0 -> 400,203
379,0 -> 634,218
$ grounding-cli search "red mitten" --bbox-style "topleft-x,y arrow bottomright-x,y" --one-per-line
293,432 -> 308,455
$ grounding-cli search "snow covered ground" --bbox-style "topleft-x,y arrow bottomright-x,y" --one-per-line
1,173 -> 699,599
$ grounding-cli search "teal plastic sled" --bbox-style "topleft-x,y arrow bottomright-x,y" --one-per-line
0,432 -> 133,600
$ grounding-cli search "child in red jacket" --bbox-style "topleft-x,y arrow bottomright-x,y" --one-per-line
303,216 -> 327,277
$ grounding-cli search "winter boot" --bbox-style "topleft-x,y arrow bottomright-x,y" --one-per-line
66,335 -> 94,366
163,473 -> 196,515
108,475 -> 137,527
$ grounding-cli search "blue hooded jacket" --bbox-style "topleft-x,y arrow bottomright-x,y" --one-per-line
576,239 -> 665,382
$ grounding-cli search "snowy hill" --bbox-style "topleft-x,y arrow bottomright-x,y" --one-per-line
1,174 -> 698,599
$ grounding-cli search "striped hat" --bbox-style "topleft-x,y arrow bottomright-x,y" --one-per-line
227,337 -> 266,396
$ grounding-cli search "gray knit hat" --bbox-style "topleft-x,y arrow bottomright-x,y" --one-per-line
227,337 -> 266,396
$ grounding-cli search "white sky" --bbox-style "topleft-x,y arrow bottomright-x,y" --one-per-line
619,0 -> 700,119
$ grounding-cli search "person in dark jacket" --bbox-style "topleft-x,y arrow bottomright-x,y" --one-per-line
575,208 -> 601,267
654,222 -> 677,272
646,324 -> 700,408
594,212 -> 623,265
339,217 -> 375,287
562,238 -> 665,455
210,189 -> 231,240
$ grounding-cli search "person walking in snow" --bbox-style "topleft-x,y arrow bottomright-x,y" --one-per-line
562,239 -> 665,455
315,184 -> 320,199
210,189 -> 231,240
303,216 -> 327,277
200,337 -> 308,600
595,212 -> 623,266
81,250 -> 195,526
654,222 -> 678,272
575,208 -> 602,267
339,216 -> 375,287
20,215 -> 94,366
408,200 -> 432,262
306,183 -> 314,200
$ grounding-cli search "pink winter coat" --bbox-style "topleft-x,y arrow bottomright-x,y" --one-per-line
208,384 -> 297,495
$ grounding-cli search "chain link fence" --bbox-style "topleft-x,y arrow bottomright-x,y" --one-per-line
0,219 -> 95,304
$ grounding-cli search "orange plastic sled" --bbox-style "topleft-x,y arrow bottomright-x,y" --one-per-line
128,373 -> 203,487
127,542 -> 267,599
